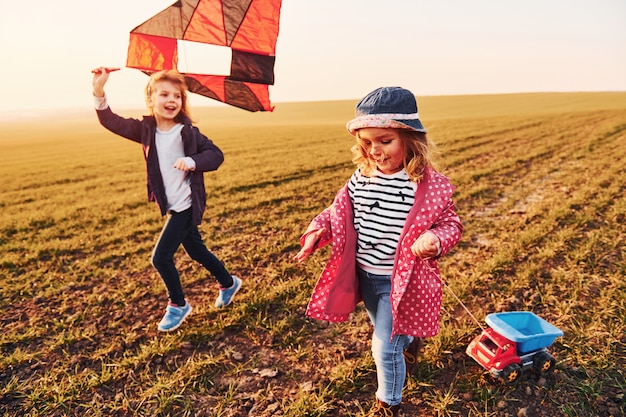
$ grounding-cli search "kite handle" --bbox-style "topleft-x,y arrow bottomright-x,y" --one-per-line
91,67 -> 120,74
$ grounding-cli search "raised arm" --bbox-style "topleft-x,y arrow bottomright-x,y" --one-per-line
92,67 -> 116,98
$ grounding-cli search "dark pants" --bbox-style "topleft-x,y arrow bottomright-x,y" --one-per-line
151,208 -> 233,306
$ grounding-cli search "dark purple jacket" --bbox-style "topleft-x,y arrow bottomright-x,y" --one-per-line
96,107 -> 224,225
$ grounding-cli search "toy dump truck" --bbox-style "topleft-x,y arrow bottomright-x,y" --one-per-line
466,311 -> 563,385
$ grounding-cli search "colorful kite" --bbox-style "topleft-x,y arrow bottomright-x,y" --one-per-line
126,0 -> 282,112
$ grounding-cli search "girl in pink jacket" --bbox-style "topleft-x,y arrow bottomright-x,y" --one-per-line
294,87 -> 463,416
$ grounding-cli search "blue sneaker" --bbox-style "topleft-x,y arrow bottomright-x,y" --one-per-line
215,276 -> 242,308
157,301 -> 192,332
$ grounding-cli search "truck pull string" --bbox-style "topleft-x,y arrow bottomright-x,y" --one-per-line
439,278 -> 486,332
422,259 -> 485,332
439,278 -> 513,350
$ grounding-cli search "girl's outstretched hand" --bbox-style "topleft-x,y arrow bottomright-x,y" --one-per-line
92,67 -> 116,98
411,231 -> 441,259
293,229 -> 325,263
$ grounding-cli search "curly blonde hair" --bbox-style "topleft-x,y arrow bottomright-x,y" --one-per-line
145,70 -> 192,123
351,129 -> 438,182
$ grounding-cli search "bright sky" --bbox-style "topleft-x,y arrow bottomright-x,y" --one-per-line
1,0 -> 625,116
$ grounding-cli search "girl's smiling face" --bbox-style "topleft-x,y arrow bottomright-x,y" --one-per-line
357,128 -> 406,174
148,80 -> 182,125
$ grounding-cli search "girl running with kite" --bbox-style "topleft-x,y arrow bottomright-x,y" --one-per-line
92,68 -> 242,332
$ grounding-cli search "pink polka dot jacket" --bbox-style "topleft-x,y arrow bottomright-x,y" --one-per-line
302,167 -> 463,338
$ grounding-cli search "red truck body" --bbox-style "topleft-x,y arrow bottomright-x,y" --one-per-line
466,312 -> 563,384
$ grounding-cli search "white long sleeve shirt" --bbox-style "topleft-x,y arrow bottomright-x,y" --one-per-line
155,124 -> 192,213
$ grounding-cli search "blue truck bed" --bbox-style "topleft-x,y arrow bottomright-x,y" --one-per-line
485,312 -> 563,353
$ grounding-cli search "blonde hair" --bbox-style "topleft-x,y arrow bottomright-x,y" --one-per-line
145,70 -> 192,123
351,129 -> 438,182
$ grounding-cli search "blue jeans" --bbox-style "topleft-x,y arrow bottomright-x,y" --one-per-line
358,268 -> 412,406
151,208 -> 233,306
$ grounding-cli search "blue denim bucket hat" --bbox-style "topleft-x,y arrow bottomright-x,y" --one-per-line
346,86 -> 426,135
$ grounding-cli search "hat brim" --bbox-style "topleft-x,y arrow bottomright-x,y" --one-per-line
346,114 -> 426,135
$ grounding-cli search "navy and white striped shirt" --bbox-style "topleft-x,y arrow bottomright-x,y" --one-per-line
348,169 -> 417,274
